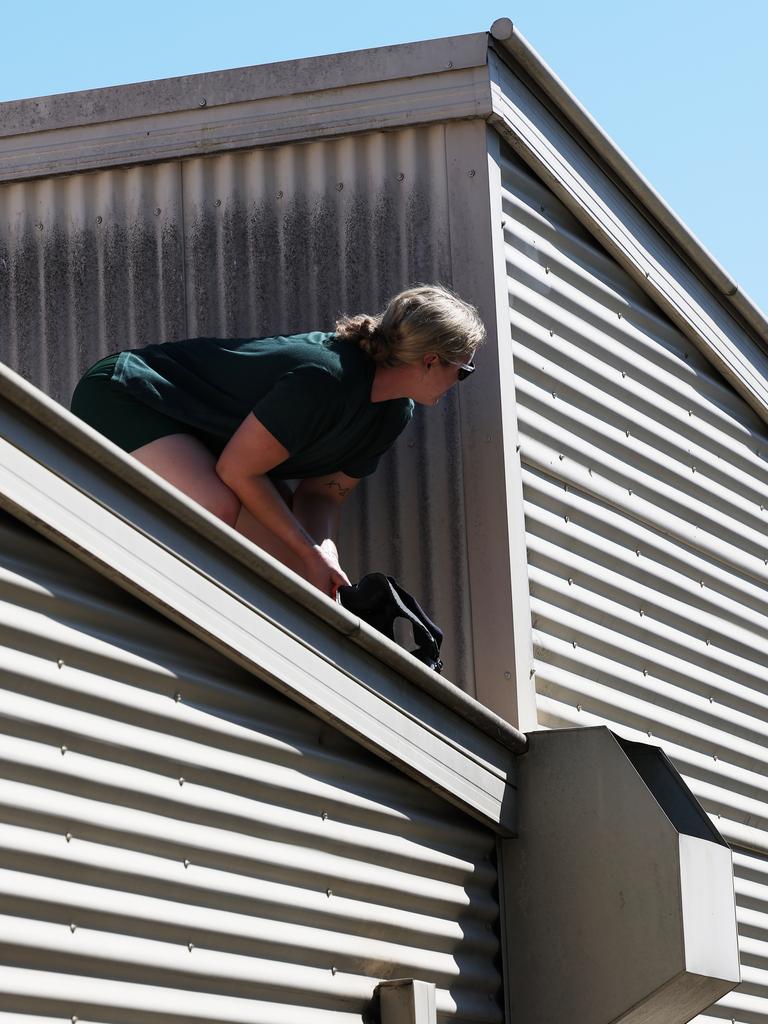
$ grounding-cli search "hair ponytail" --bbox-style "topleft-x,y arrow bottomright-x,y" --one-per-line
335,284 -> 485,367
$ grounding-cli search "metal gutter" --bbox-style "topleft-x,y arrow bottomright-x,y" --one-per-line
488,17 -> 768,352
0,358 -> 527,766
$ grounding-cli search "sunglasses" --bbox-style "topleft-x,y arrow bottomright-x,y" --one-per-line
442,357 -> 476,381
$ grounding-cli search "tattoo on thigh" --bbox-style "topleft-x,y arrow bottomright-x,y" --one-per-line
325,479 -> 351,498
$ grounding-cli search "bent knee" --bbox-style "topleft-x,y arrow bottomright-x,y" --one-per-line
208,484 -> 241,527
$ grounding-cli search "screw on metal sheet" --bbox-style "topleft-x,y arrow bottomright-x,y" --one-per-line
214,199 -> 221,207
198,98 -> 207,107
504,671 -> 512,679
326,888 -> 333,898
635,549 -> 640,557
65,832 -> 72,843
61,745 -> 68,755
628,488 -> 633,495
576,704 -> 582,712
276,190 -> 284,199
321,811 -> 328,820
468,169 -> 476,177
567,578 -> 573,586
564,514 -> 569,523
645,271 -> 650,278
331,966 -> 338,975
57,659 -> 64,669
709,696 -> 715,703
692,466 -> 696,473
643,668 -> 648,676
639,608 -> 645,617
700,580 -> 705,588
447,61 -> 454,68
188,942 -> 195,951
96,215 -> 103,225
178,777 -> 185,786
396,173 -> 405,181
618,312 -> 622,319
544,266 -> 550,274
705,638 -> 711,646
515,444 -> 521,452
529,668 -> 535,677
154,208 -> 161,216
558,453 -> 564,461
72,1017 -> 79,1024
647,730 -> 652,738
713,753 -> 718,762
625,429 -> 630,437
549,329 -> 554,336
551,390 -> 557,398
174,691 -> 182,703
183,859 -> 191,869
336,182 -> 343,191
621,370 -> 626,378
70,923 -> 77,933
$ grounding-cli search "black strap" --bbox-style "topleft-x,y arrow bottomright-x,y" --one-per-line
338,572 -> 443,673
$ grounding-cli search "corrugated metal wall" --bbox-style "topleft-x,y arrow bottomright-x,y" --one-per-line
0,126 -> 473,687
502,143 -> 768,1023
0,509 -> 501,1023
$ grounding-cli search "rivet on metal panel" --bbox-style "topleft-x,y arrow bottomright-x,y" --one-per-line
572,640 -> 577,648
709,696 -> 715,703
545,266 -> 550,274
516,444 -> 521,453
326,888 -> 333,897
198,98 -> 207,107
549,329 -> 554,336
178,777 -> 185,786
621,371 -> 626,378
628,488 -> 633,495
705,638 -> 711,646
642,668 -> 648,676
639,608 -> 645,616
551,391 -> 557,398
65,832 -> 72,843
174,691 -> 182,703
57,658 -> 64,669
700,580 -> 705,587
188,942 -> 195,951
558,453 -> 564,461
397,173 -> 405,181
321,811 -> 329,820
576,704 -> 582,712
96,215 -> 102,225
713,753 -> 718,761
567,578 -> 573,586
70,923 -> 76,933
214,199 -> 222,207
331,966 -> 338,975
468,169 -> 476,177
625,429 -> 630,437
635,549 -> 640,557
647,730 -> 652,738
504,671 -> 512,679
618,312 -> 622,319
183,859 -> 191,868
336,183 -> 343,191
564,514 -> 569,523
61,745 -> 68,755
276,190 -> 284,199
529,668 -> 535,677
645,271 -> 650,278
692,466 -> 696,473
154,208 -> 161,216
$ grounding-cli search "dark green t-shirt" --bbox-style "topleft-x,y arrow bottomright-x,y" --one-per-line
111,333 -> 414,479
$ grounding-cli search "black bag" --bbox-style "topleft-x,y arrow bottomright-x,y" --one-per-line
338,572 -> 443,674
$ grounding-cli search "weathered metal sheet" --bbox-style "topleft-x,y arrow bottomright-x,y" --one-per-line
0,125 -> 474,687
0,511 -> 502,1022
502,144 -> 768,1022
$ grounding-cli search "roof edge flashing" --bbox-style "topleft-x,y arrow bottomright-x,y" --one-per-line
487,17 -> 768,349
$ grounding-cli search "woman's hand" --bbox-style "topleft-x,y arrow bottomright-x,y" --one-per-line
303,543 -> 351,599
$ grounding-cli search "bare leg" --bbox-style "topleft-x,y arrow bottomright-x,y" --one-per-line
130,434 -> 301,571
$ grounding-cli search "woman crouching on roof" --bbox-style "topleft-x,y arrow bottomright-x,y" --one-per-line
71,284 -> 485,598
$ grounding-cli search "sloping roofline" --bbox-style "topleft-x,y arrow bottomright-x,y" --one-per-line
1,20 -> 766,420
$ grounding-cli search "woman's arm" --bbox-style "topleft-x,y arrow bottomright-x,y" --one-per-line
292,472 -> 361,566
216,413 -> 351,596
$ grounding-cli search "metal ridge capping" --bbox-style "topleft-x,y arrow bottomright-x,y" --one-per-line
488,16 -> 768,350
0,357 -> 527,754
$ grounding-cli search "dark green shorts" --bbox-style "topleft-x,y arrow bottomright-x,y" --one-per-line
71,354 -> 219,455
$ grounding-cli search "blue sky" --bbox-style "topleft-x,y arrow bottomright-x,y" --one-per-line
3,0 -> 766,316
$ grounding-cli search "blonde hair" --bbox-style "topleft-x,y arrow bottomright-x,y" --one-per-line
335,284 -> 485,367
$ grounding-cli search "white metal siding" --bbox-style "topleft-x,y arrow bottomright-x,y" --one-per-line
0,511 -> 501,1023
502,144 -> 768,1023
0,125 -> 473,688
